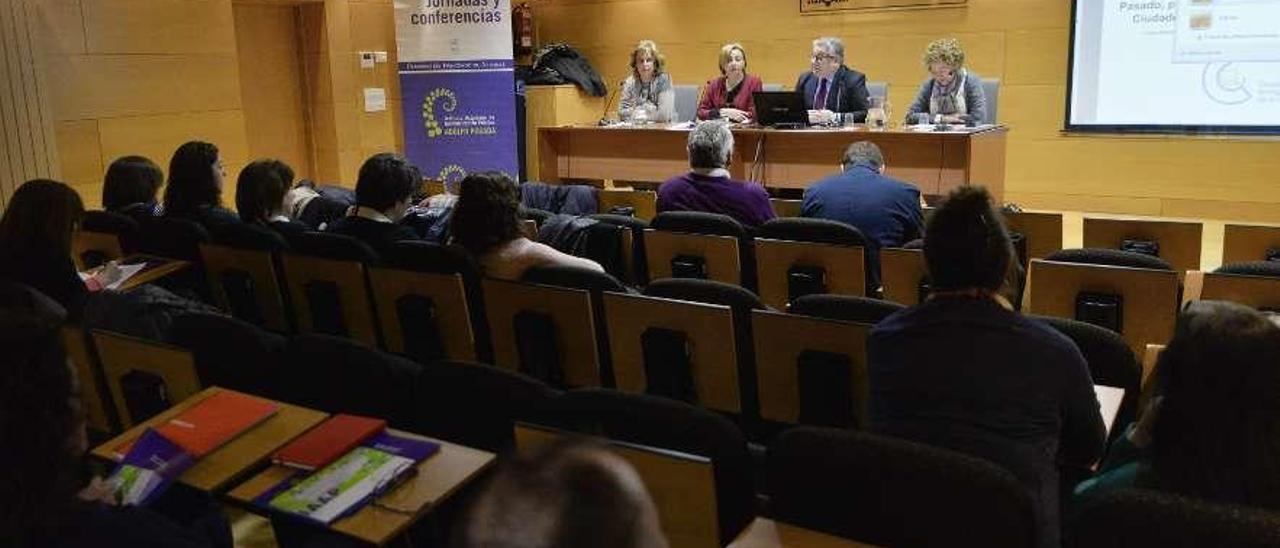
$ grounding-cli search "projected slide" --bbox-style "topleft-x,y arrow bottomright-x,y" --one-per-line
1069,0 -> 1280,132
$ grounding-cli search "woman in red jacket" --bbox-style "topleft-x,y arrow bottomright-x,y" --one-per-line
697,43 -> 763,123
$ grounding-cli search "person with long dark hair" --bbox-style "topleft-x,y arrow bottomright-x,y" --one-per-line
0,180 -> 112,319
161,141 -> 239,228
450,171 -> 602,280
1076,300 -> 1280,509
0,310 -> 226,547
235,159 -> 310,239
102,155 -> 163,220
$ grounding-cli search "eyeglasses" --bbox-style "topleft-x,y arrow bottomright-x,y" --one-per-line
811,53 -> 835,62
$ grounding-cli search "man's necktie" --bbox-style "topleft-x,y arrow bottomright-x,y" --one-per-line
814,78 -> 829,109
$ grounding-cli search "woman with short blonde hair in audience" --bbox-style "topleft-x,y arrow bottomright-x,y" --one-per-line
449,172 -> 603,280
696,43 -> 763,123
1076,300 -> 1280,509
905,38 -> 988,125
618,40 -> 676,123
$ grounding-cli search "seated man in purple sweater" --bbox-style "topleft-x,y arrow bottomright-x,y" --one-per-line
656,121 -> 774,228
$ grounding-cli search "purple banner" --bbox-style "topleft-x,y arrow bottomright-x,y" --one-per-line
399,67 -> 518,186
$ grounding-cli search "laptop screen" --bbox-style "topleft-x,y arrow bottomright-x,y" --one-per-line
752,91 -> 807,127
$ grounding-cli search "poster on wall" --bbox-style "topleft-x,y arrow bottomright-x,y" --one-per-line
800,0 -> 965,13
394,0 -> 517,187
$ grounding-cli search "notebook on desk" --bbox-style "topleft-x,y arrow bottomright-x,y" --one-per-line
114,390 -> 280,459
273,414 -> 387,471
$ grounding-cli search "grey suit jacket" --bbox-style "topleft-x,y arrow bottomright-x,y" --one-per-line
905,70 -> 987,124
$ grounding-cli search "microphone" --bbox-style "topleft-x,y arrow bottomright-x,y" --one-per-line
599,74 -> 628,124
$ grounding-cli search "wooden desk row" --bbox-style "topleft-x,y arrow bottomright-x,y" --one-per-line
90,387 -> 495,546
538,125 -> 1010,200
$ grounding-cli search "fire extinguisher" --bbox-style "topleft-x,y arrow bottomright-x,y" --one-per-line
513,2 -> 534,55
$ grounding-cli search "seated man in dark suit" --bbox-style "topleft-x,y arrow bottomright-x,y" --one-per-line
800,141 -> 923,291
868,186 -> 1105,548
324,153 -> 421,251
795,37 -> 871,126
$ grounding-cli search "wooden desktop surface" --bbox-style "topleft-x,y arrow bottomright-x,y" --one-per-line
729,517 -> 880,548
537,125 -> 1007,199
90,387 -> 327,492
228,429 -> 496,546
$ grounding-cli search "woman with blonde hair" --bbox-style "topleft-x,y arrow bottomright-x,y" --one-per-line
618,40 -> 675,123
905,38 -> 988,125
696,43 -> 763,122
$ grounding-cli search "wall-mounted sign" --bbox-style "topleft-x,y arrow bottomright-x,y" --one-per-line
800,0 -> 966,14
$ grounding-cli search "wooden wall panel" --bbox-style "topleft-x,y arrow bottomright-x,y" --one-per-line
532,0 -> 1280,223
82,0 -> 236,54
55,120 -> 103,188
234,3 -> 313,179
1,0 -> 61,208
46,54 -> 242,121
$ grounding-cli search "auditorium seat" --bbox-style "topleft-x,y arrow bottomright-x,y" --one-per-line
542,389 -> 756,545
170,311 -> 287,400
414,359 -> 560,453
369,242 -> 479,364
201,222 -> 292,332
1222,223 -> 1280,264
378,240 -> 491,362
1032,315 -> 1141,439
879,246 -> 929,306
482,277 -> 604,388
769,198 -> 802,218
135,217 -> 213,300
768,427 -> 1036,547
63,324 -> 117,434
597,187 -> 657,220
1069,489 -> 1280,548
1082,218 -> 1202,274
1002,210 -> 1063,265
603,289 -> 743,416
1025,256 -> 1180,356
77,210 -> 138,268
92,329 -> 201,427
789,293 -> 904,324
281,232 -> 381,348
523,264 -> 631,386
280,334 -> 419,428
754,217 -> 869,308
751,309 -> 871,429
590,213 -> 650,286
643,278 -> 769,422
647,211 -> 754,290
1182,264 -> 1280,311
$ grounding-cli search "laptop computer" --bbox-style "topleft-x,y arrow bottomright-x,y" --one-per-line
752,91 -> 808,128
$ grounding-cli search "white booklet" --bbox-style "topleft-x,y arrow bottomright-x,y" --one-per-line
79,261 -> 147,291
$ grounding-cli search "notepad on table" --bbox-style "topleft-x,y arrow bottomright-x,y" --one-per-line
272,414 -> 387,471
113,390 -> 279,459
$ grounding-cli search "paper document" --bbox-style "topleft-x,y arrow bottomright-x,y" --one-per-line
79,262 -> 147,290
1094,384 -> 1125,435
268,446 -> 415,524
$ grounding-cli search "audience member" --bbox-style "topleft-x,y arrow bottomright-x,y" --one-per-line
162,141 -> 239,229
905,38 -> 988,125
618,40 -> 675,123
324,153 -> 421,251
463,438 -> 668,548
1076,300 -> 1280,510
795,36 -> 871,125
656,120 -> 774,228
696,42 -> 763,122
450,171 -> 603,280
0,310 -> 227,547
0,180 -> 112,320
102,155 -> 163,221
235,159 -> 310,239
868,186 -> 1104,548
800,141 -> 924,290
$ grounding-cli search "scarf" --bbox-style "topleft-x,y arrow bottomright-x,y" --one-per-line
929,68 -> 967,116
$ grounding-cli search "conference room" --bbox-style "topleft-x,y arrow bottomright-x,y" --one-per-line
3,0 -> 1280,547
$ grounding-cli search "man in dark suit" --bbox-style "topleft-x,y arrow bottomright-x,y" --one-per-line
795,37 -> 872,125
801,141 -> 923,292
324,153 -> 421,252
